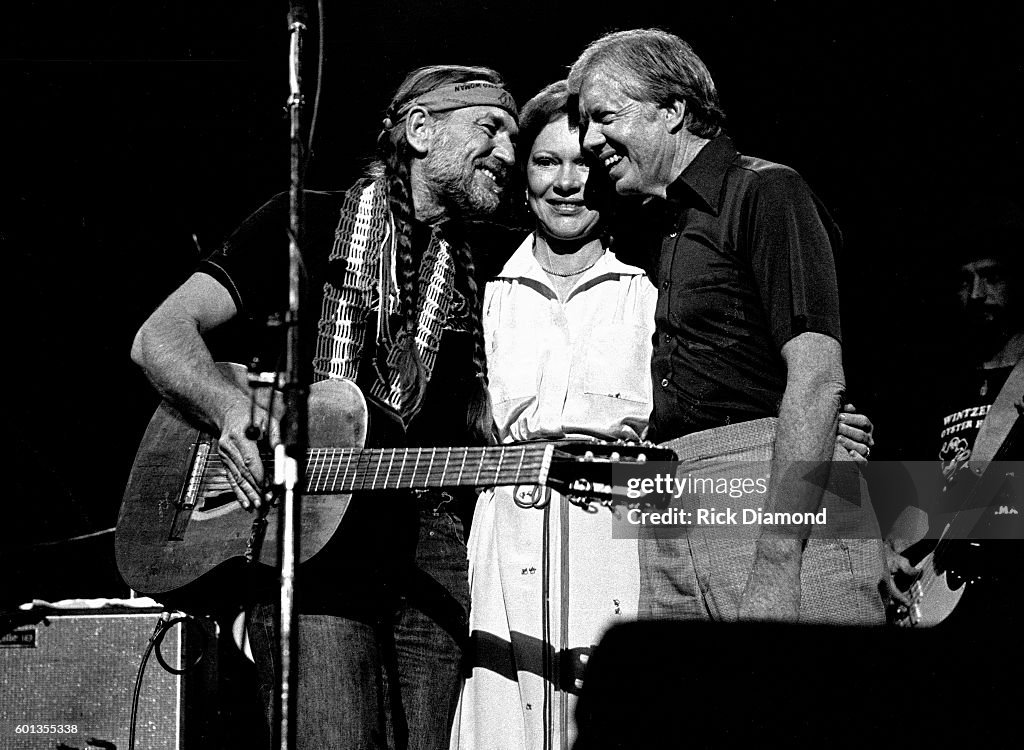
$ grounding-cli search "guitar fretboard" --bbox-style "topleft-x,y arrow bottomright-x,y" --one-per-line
301,443 -> 554,493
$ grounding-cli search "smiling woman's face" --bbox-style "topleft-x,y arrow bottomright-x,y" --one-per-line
526,115 -> 603,242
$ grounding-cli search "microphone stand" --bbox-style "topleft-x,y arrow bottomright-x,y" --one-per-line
275,4 -> 309,749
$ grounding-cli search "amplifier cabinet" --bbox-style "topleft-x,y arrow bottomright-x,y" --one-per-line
0,609 -> 213,750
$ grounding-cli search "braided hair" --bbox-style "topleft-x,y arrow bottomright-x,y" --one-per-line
374,65 -> 505,444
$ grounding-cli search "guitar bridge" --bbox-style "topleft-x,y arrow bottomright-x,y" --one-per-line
168,440 -> 213,541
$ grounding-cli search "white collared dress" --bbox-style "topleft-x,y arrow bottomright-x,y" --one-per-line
450,235 -> 657,750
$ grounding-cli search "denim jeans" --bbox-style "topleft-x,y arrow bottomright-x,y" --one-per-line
248,507 -> 470,749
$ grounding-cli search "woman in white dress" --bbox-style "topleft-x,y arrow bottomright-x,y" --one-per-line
450,80 -> 656,750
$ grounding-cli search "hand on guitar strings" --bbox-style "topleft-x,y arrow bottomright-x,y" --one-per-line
882,538 -> 920,608
218,392 -> 279,510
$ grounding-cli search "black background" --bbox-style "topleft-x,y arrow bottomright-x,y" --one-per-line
3,1 -> 1021,603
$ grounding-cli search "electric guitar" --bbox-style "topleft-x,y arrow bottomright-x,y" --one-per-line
115,363 -> 676,598
895,456 -> 1019,626
895,360 -> 1022,627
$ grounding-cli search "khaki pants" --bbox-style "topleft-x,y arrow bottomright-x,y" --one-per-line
640,417 -> 887,625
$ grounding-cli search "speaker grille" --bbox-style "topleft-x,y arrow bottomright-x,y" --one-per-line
1,611 -> 183,750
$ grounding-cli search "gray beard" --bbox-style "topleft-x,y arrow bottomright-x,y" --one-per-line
422,135 -> 501,218
430,165 -> 500,218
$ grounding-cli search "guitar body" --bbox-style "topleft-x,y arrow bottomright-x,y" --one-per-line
115,363 -> 367,597
898,552 -> 967,627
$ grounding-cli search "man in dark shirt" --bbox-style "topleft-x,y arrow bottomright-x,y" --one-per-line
131,66 -> 518,748
938,248 -> 1022,479
568,28 -> 886,623
888,227 -> 1023,626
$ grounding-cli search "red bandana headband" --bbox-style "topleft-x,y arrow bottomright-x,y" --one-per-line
384,80 -> 518,129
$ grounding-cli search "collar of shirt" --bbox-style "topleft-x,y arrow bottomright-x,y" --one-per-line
494,233 -> 647,290
664,134 -> 738,216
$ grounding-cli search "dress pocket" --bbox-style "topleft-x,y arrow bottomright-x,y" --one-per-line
582,323 -> 651,404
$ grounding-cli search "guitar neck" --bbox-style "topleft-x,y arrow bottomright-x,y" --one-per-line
300,443 -> 554,493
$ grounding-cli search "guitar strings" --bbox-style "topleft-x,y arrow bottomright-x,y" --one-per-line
201,445 -> 554,492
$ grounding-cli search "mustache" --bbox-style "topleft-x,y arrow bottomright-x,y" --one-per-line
477,160 -> 509,184
963,298 -> 1007,327
964,298 -> 1002,314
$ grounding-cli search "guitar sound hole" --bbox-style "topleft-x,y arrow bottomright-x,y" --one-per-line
199,492 -> 237,512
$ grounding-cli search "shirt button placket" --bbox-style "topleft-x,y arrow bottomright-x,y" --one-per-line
659,228 -> 682,395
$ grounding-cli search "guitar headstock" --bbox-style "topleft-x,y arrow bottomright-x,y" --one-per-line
547,440 -> 678,510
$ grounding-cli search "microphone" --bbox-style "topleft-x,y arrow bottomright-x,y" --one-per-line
288,0 -> 309,27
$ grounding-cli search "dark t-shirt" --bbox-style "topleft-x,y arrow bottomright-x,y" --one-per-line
200,187 -> 480,447
930,363 -> 1021,523
627,136 -> 843,442
936,364 -> 1016,474
919,361 -> 1022,625
198,185 -> 480,613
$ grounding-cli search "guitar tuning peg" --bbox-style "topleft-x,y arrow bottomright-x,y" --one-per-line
584,451 -> 594,461
610,451 -> 621,462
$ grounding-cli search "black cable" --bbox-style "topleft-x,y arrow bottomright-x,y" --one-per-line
128,612 -> 208,750
304,0 -> 325,170
8,527 -> 114,550
128,613 -> 167,750
155,615 -> 209,675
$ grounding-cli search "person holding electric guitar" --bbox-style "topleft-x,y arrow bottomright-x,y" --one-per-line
888,209 -> 1023,628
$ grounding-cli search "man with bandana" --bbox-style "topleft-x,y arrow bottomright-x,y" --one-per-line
131,66 -> 518,748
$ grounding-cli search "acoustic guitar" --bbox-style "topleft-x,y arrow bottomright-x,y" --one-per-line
116,363 -> 676,598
